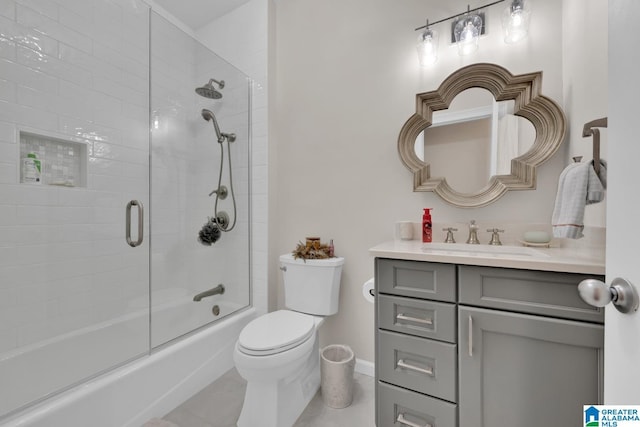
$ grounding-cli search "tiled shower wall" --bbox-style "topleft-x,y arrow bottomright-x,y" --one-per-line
150,12 -> 251,346
196,0 -> 269,315
0,0 -> 150,353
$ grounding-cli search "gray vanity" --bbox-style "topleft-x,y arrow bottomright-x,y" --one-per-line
371,241 -> 605,427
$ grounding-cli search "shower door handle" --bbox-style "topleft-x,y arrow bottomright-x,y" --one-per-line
126,200 -> 144,247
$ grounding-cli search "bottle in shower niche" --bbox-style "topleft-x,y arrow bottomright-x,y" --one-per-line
22,152 -> 42,184
422,208 -> 432,243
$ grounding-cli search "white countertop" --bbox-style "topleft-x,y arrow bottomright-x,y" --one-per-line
369,239 -> 606,275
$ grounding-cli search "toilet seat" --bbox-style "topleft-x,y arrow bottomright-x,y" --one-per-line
238,310 -> 315,356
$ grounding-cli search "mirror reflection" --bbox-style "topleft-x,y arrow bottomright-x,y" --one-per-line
414,88 -> 536,194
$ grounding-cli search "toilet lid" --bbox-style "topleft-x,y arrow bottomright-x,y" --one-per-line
238,310 -> 315,356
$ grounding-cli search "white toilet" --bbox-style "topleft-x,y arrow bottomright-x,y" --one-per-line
233,253 -> 345,427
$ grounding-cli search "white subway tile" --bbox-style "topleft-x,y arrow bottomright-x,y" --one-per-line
0,326 -> 17,353
17,44 -> 92,88
0,2 -> 15,20
16,0 -> 59,21
0,163 -> 16,184
0,37 -> 16,61
56,0 -> 92,21
0,13 -> 59,57
0,205 -> 17,225
0,121 -> 16,143
17,4 -> 91,54
0,78 -> 16,103
0,57 -> 58,94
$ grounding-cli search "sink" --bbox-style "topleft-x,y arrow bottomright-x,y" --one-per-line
421,242 -> 550,258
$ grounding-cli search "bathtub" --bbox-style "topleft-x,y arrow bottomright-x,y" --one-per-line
0,293 -> 256,427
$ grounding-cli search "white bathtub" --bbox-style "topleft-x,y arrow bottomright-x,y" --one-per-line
0,296 -> 256,427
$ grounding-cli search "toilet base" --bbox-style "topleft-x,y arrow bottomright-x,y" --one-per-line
236,339 -> 320,427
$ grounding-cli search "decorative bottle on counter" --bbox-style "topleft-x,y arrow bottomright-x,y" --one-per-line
422,208 -> 432,243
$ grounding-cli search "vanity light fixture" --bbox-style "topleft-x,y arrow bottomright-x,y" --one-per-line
417,20 -> 440,66
453,7 -> 483,56
415,0 -> 532,65
502,0 -> 531,44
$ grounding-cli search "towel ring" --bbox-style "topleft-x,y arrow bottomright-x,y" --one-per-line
582,117 -> 607,176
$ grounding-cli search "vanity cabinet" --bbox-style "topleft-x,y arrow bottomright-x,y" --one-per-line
375,259 -> 604,427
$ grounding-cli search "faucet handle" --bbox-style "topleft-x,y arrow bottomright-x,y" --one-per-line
487,228 -> 504,246
442,227 -> 458,243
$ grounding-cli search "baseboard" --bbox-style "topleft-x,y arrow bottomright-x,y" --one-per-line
354,359 -> 374,377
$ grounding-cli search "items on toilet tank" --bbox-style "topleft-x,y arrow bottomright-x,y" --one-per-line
422,208 -> 433,243
292,237 -> 336,260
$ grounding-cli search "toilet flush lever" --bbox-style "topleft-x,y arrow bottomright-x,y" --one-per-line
578,277 -> 639,313
279,266 -> 287,272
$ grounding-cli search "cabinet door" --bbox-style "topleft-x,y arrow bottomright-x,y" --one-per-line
459,306 -> 603,427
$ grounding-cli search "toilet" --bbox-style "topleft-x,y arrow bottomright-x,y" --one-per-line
233,253 -> 345,427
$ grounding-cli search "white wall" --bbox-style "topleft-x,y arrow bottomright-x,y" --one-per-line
562,0 -> 608,227
272,0 -> 607,362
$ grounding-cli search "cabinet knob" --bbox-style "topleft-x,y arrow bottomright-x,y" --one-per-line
578,277 -> 639,314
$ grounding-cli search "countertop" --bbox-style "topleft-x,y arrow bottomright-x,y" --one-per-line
369,239 -> 606,275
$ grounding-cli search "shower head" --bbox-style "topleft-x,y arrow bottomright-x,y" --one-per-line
195,78 -> 225,99
202,109 -> 236,143
201,108 -> 225,143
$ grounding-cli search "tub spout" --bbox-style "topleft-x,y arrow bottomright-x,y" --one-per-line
193,284 -> 225,302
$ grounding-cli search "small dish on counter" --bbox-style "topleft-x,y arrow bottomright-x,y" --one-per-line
518,240 -> 551,248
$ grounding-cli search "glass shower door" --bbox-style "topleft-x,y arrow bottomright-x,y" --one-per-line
150,12 -> 251,348
0,0 -> 150,418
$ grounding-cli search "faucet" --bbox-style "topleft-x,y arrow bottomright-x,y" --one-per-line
466,220 -> 480,244
487,228 -> 504,246
193,284 -> 225,302
443,227 -> 458,243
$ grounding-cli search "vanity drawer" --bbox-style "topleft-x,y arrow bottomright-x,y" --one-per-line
377,381 -> 457,427
376,259 -> 456,302
377,330 -> 457,402
378,294 -> 457,343
458,266 -> 604,323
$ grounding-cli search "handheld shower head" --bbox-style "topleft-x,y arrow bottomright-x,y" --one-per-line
195,78 -> 225,99
201,109 -> 237,143
201,109 -> 224,142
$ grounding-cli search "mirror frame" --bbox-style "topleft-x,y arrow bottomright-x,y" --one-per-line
398,63 -> 567,208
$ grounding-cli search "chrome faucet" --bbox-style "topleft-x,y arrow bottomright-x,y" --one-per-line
193,284 -> 225,302
443,227 -> 458,243
487,228 -> 504,246
466,220 -> 480,244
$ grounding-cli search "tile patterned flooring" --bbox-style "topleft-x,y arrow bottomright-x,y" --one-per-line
161,368 -> 375,427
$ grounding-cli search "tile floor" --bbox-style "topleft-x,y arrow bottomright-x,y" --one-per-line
159,368 -> 375,427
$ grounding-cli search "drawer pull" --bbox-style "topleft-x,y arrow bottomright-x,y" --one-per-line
397,413 -> 432,427
468,315 -> 473,357
397,359 -> 434,376
396,313 -> 433,325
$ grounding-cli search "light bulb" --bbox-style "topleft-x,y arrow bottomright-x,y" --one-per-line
417,28 -> 439,67
503,0 -> 531,44
454,14 -> 482,56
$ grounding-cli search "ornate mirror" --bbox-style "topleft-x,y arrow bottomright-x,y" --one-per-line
398,63 -> 566,208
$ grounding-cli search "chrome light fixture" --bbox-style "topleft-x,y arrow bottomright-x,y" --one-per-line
414,1 -> 533,66
417,20 -> 440,66
502,0 -> 531,44
453,9 -> 483,56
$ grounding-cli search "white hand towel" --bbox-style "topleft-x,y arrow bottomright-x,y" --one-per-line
552,160 -> 606,239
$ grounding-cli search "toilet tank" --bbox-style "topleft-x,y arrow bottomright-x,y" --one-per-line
279,254 -> 345,316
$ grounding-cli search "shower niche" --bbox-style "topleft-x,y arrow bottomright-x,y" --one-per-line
19,131 -> 88,188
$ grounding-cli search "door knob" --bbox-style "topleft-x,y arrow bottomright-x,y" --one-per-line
578,277 -> 639,314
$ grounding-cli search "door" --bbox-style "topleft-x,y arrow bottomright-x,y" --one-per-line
459,306 -> 603,427
604,0 -> 640,401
